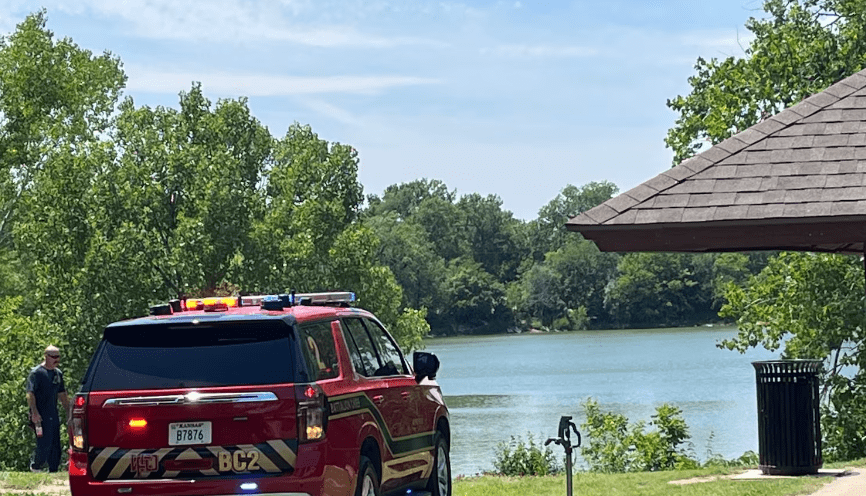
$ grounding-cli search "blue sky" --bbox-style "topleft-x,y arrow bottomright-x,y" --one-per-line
1,1 -> 763,220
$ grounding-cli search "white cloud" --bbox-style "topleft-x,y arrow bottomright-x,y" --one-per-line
39,0 -> 446,47
300,99 -> 361,125
124,65 -> 441,96
487,44 -> 598,58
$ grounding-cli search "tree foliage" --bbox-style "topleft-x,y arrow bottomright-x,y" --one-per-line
720,253 -> 866,461
604,253 -> 713,327
666,0 -> 866,164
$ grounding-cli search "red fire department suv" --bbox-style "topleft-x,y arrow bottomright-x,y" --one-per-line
68,292 -> 451,496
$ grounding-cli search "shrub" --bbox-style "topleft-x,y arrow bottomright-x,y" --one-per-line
493,433 -> 561,476
703,432 -> 759,468
580,398 -> 698,472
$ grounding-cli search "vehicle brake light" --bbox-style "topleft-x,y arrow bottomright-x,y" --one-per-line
129,418 -> 147,428
70,394 -> 88,451
295,383 -> 327,443
71,418 -> 85,450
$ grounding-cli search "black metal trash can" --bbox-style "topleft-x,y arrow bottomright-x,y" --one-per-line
753,360 -> 823,475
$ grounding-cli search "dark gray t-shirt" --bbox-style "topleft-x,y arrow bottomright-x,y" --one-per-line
26,365 -> 65,421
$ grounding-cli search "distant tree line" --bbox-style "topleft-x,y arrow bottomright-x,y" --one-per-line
364,178 -> 773,335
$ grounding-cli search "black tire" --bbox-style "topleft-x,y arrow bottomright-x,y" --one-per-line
355,455 -> 381,496
427,432 -> 451,496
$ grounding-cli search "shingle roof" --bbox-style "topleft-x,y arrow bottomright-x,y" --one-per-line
565,69 -> 866,254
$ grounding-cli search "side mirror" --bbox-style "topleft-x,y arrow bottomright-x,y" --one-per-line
413,351 -> 440,382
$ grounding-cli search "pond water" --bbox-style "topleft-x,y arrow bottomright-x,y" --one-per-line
423,326 -> 777,476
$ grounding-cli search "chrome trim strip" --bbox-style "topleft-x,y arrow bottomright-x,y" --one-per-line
103,392 -> 278,407
102,484 -> 310,496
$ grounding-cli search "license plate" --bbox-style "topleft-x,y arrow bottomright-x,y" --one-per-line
168,421 -> 211,446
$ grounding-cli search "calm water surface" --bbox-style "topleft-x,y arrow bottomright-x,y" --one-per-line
423,326 -> 776,476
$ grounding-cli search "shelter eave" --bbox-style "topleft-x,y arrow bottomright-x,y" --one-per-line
566,216 -> 866,254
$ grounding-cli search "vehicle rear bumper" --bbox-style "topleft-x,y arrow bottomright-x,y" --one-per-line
68,447 -> 351,496
69,476 -> 324,496
69,475 -> 319,496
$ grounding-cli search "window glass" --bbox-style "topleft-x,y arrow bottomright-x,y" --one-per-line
91,322 -> 296,390
340,320 -> 367,377
298,321 -> 340,380
343,318 -> 380,377
363,319 -> 408,376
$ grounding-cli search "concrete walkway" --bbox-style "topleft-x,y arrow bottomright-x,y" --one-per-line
730,467 -> 866,495
806,468 -> 866,495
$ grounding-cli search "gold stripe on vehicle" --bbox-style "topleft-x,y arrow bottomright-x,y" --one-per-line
161,447 -> 199,478
90,446 -> 117,475
243,444 -> 281,473
266,439 -> 297,467
108,448 -> 143,480
383,451 -> 433,481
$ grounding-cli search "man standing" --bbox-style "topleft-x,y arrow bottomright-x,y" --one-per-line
26,345 -> 70,472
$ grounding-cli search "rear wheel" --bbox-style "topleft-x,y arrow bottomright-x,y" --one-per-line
355,456 -> 380,496
427,433 -> 451,496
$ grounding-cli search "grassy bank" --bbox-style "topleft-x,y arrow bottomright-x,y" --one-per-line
453,467 -> 829,496
0,465 -> 850,496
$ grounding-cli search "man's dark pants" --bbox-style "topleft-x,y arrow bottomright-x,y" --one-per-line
30,416 -> 61,472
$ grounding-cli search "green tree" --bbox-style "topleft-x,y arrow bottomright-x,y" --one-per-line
511,263 -> 565,328
527,182 -> 619,259
457,193 -> 524,281
720,252 -> 866,461
366,178 -> 455,220
604,253 -> 714,327
412,195 -> 464,264
666,0 -> 866,164
0,10 -> 125,249
441,258 -> 509,333
546,240 -> 619,325
366,213 -> 445,310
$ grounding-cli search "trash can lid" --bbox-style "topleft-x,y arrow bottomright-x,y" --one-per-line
752,359 -> 822,373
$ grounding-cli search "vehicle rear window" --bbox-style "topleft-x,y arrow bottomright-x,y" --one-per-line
88,321 -> 298,391
298,321 -> 340,380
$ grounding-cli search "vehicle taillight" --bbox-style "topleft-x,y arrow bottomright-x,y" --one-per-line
295,383 -> 327,443
129,418 -> 147,428
70,394 -> 87,451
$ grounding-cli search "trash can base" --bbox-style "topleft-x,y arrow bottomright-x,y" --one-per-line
761,463 -> 822,476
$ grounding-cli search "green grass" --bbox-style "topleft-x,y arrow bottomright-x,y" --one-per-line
453,467 -> 831,496
0,470 -> 66,490
2,462 -> 865,496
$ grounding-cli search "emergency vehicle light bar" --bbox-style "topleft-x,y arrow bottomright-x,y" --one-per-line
150,291 -> 356,315
241,292 -> 356,308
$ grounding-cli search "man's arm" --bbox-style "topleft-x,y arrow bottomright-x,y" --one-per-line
58,392 -> 70,423
26,391 -> 41,425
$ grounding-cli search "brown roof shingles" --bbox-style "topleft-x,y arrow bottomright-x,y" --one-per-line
566,67 -> 866,234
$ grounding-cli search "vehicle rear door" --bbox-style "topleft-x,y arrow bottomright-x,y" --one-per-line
84,321 -> 301,481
